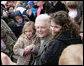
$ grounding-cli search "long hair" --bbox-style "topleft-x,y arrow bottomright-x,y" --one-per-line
22,21 -> 35,34
50,11 -> 80,38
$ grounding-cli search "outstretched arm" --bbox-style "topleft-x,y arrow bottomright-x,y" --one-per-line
1,52 -> 16,65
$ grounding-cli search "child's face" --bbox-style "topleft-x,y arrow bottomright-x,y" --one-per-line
15,16 -> 23,23
24,26 -> 34,40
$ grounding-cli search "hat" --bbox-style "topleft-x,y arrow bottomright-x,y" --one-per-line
13,10 -> 23,19
28,1 -> 34,5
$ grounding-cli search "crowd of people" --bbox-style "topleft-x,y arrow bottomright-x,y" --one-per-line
1,1 -> 83,65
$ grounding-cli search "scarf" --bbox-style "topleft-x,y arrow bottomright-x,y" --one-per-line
37,6 -> 43,16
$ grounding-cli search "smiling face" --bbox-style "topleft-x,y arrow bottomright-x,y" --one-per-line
24,26 -> 35,40
35,20 -> 50,40
50,20 -> 62,36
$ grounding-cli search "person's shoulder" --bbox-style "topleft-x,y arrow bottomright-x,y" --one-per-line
16,34 -> 26,42
48,38 -> 61,48
1,19 -> 7,25
59,44 -> 83,65
18,34 -> 27,39
1,19 -> 5,22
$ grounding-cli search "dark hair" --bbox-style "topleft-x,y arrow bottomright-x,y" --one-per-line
66,1 -> 78,9
7,6 -> 15,11
50,11 -> 80,37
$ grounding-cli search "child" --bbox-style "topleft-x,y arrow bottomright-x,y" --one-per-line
12,11 -> 27,38
13,21 -> 39,65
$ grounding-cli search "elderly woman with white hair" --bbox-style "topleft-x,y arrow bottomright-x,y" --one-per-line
33,14 -> 52,65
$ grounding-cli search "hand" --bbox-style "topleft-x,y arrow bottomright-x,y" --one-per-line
23,15 -> 27,18
80,33 -> 83,40
26,9 -> 31,16
24,44 -> 35,52
3,11 -> 8,17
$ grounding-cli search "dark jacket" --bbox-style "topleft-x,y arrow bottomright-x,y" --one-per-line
40,3 -> 55,15
40,31 -> 82,65
12,22 -> 24,38
52,1 -> 69,13
12,11 -> 27,38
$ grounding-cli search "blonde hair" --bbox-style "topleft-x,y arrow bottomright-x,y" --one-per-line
59,44 -> 83,65
66,1 -> 78,9
22,21 -> 35,34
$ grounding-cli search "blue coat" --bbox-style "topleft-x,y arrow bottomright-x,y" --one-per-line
12,22 -> 24,38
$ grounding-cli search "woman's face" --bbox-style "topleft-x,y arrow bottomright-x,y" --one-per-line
24,26 -> 34,40
9,7 -> 14,13
35,20 -> 50,40
50,20 -> 62,36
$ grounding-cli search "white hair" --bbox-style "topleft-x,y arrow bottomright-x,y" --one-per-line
35,14 -> 51,27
